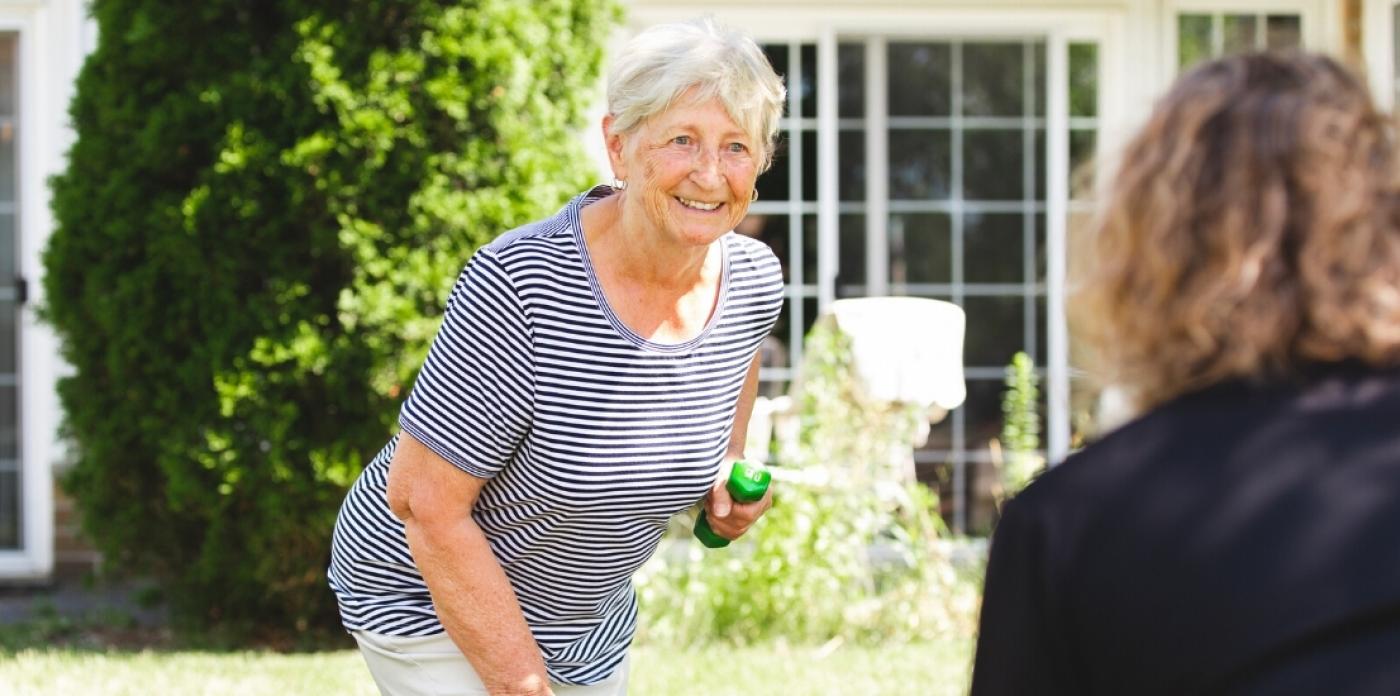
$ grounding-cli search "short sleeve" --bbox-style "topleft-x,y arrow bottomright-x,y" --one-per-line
398,251 -> 535,479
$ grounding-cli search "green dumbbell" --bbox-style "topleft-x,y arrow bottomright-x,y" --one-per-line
694,459 -> 772,548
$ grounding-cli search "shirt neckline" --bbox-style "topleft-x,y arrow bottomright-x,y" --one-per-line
568,185 -> 731,354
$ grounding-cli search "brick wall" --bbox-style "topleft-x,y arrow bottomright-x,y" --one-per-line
52,478 -> 100,572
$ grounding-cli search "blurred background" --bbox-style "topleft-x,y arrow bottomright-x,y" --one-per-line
0,1 -> 1391,694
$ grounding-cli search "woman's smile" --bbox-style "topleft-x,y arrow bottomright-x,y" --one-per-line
674,196 -> 723,212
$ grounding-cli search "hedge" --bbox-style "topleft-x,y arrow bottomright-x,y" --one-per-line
44,0 -> 619,638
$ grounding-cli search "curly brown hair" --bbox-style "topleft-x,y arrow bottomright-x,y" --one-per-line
1072,52 -> 1400,411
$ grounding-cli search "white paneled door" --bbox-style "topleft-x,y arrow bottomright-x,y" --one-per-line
0,31 -> 18,551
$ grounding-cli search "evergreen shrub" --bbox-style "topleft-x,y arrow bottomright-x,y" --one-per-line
44,0 -> 618,638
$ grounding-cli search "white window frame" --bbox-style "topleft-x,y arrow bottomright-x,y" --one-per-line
1163,0 -> 1334,76
1361,0 -> 1398,111
629,3 -> 1127,482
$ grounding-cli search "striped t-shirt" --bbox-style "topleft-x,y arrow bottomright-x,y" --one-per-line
328,186 -> 784,685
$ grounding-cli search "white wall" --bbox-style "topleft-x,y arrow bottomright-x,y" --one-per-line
1364,0 -> 1396,111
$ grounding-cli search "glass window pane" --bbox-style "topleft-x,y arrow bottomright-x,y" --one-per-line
890,213 -> 950,284
963,295 -> 1027,368
0,385 -> 14,459
802,214 -> 819,285
756,133 -> 791,202
838,214 -> 867,290
923,417 -> 953,452
964,129 -> 1025,201
1036,295 -> 1047,364
961,378 -> 1006,459
1179,13 -> 1215,69
0,214 -> 12,282
0,35 -> 13,115
762,44 -> 790,119
1068,43 -> 1098,118
1223,14 -> 1259,53
964,213 -> 1024,284
0,301 -> 13,374
802,130 -> 819,201
967,458 -> 1000,535
800,44 -> 818,118
0,122 -> 13,203
888,129 -> 951,200
802,296 -> 820,342
888,42 -> 951,116
1265,15 -> 1302,51
838,43 -> 865,118
839,131 -> 867,201
962,43 -> 1026,117
1036,213 -> 1047,283
738,213 -> 791,284
1070,129 -> 1097,198
1035,128 -> 1046,201
0,470 -> 17,549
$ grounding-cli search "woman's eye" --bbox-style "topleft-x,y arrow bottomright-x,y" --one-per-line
727,142 -> 749,153
673,135 -> 691,145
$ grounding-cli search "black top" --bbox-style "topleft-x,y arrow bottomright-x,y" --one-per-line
970,364 -> 1400,695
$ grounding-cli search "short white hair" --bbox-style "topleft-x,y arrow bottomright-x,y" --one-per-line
607,17 -> 786,171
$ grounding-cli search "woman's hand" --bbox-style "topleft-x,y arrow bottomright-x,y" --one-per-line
700,460 -> 774,542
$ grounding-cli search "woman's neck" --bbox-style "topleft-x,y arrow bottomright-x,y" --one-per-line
581,194 -> 720,291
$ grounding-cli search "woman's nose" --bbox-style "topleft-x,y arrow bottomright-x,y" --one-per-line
690,148 -> 723,187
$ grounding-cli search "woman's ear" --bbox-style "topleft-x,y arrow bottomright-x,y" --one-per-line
603,114 -> 629,181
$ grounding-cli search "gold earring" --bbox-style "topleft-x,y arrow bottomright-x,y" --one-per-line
613,178 -> 627,191
750,189 -> 758,202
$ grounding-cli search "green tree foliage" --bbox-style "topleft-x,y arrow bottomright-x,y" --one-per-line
43,0 -> 618,637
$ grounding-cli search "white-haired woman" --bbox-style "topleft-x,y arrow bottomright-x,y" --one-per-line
328,17 -> 786,696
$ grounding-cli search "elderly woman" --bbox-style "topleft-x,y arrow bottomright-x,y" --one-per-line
328,18 -> 785,696
970,52 -> 1400,694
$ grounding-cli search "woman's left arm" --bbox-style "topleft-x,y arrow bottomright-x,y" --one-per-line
726,352 -> 762,460
703,353 -> 771,540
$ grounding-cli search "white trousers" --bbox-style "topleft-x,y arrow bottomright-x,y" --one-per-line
353,630 -> 630,696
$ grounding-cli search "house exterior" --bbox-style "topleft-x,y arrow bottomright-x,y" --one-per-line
2,0 -> 1392,580
623,0 -> 1388,534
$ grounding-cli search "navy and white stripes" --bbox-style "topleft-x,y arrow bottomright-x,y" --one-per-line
329,187 -> 784,685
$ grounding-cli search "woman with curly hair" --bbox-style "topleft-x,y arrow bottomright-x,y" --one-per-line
971,52 -> 1400,695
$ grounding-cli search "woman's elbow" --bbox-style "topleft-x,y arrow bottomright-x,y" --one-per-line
385,456 -> 418,524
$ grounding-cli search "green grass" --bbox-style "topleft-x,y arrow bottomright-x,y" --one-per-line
630,641 -> 974,695
0,640 -> 973,695
0,649 -> 379,696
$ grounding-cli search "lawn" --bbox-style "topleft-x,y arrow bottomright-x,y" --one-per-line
0,640 -> 973,695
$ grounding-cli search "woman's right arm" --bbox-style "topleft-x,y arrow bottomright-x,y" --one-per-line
386,431 -> 552,696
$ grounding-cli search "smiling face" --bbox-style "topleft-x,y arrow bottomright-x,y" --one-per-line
606,93 -> 762,250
